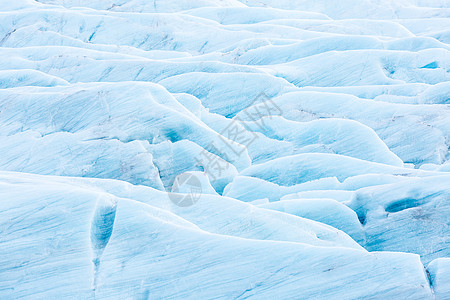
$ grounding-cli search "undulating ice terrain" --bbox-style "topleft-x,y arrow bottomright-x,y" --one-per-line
1,0 -> 449,299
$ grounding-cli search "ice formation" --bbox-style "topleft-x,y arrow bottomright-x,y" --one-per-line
1,0 -> 449,298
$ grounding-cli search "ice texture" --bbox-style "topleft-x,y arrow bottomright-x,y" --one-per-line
0,0 -> 449,298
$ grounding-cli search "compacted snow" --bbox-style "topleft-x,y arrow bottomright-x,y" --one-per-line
0,0 -> 449,299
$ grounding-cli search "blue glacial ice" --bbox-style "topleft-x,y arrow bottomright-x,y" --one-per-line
0,0 -> 449,298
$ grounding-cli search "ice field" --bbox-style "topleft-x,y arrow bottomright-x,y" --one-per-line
0,0 -> 450,298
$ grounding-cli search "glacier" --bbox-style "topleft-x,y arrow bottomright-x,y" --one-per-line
0,0 -> 449,299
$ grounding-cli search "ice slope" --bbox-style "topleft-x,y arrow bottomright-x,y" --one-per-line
238,153 -> 440,186
427,258 -> 450,299
0,0 -> 449,298
0,130 -> 165,190
226,173 -> 450,264
235,91 -> 450,165
348,175 -> 450,264
258,198 -> 366,244
0,172 -> 433,299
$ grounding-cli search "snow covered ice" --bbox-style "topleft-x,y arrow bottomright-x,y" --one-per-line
0,0 -> 449,299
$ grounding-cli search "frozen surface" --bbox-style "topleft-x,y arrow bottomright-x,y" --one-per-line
0,172 -> 434,299
427,258 -> 450,299
1,0 -> 449,298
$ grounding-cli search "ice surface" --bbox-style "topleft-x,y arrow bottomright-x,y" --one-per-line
235,91 -> 450,165
259,198 -> 365,244
427,258 -> 450,299
1,0 -> 449,298
0,172 -> 434,299
348,175 -> 450,264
